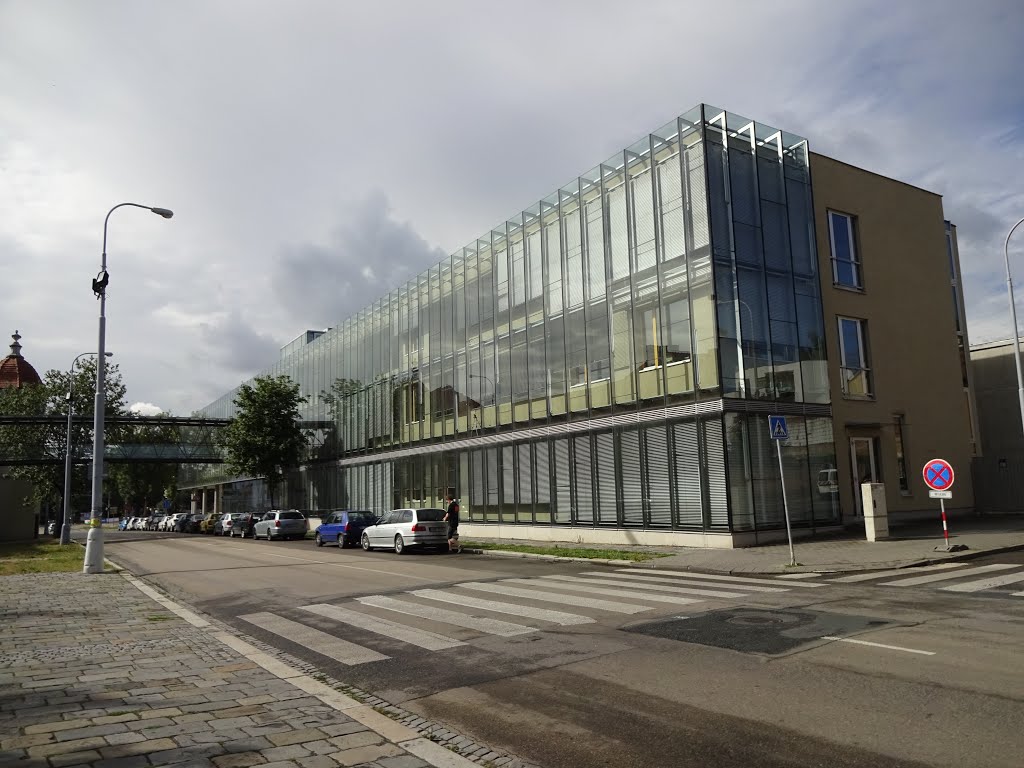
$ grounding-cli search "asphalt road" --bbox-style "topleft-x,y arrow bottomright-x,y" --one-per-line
99,531 -> 1024,768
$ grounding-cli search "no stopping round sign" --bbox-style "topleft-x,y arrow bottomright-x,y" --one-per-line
922,458 -> 954,491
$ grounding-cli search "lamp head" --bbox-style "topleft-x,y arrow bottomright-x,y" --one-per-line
104,352 -> 113,357
150,207 -> 174,219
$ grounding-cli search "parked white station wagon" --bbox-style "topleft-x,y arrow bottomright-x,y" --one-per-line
253,509 -> 308,540
360,508 -> 448,554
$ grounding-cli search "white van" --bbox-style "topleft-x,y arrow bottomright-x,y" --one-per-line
817,468 -> 839,495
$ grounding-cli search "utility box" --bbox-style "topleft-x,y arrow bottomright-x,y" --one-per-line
862,483 -> 888,541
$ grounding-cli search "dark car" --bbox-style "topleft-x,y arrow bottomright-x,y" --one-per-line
315,510 -> 378,548
231,512 -> 262,539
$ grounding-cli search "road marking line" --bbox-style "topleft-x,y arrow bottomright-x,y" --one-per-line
412,589 -> 594,625
458,582 -> 648,613
938,570 -> 1024,592
591,570 -> 787,593
509,577 -> 702,606
346,705 -> 420,743
400,736 -> 480,767
618,568 -> 826,588
775,573 -> 822,579
238,612 -> 389,664
880,563 -> 1018,587
569,573 -> 749,599
123,575 -> 210,626
356,595 -> 536,636
820,636 -> 935,656
300,603 -> 464,650
197,542 -> 418,580
830,563 -> 968,583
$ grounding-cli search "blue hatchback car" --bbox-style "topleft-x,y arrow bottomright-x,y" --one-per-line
314,510 -> 378,548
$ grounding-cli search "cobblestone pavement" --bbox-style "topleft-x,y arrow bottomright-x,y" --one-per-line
0,572 -> 539,768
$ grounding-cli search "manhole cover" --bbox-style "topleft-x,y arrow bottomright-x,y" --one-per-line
725,611 -> 801,627
625,608 -> 888,655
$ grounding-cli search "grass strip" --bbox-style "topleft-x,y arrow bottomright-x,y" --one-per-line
0,540 -> 88,575
462,541 -> 669,562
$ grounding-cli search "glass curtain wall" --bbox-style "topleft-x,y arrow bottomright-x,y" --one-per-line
192,104 -> 834,535
704,105 -> 827,405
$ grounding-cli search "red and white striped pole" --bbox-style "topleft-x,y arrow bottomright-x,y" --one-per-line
940,498 -> 951,551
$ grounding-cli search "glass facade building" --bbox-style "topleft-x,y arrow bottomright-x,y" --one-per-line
194,104 -> 840,543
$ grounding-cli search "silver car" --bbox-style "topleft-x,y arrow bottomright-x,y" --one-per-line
360,508 -> 448,554
254,510 -> 308,541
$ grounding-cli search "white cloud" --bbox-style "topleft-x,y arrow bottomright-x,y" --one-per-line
1,0 -> 1021,415
129,402 -> 164,416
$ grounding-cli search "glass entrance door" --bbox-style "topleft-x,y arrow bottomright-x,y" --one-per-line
849,437 -> 877,518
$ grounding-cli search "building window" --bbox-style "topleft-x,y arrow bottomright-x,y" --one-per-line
828,211 -> 861,289
838,317 -> 872,396
893,415 -> 909,492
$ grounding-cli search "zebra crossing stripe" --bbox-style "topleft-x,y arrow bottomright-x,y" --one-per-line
412,589 -> 595,625
569,573 -> 749,599
238,612 -> 388,665
619,568 -> 826,588
880,563 -> 1018,587
356,595 -> 537,636
592,571 -> 787,593
938,570 -> 1024,593
458,581 -> 648,613
511,577 -> 702,606
830,563 -> 968,583
299,603 -> 464,650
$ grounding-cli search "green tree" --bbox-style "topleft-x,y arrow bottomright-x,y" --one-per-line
222,375 -> 308,507
0,358 -> 127,506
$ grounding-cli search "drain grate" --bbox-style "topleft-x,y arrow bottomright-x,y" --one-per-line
625,608 -> 888,655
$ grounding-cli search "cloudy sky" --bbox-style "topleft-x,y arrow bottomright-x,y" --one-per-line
2,0 -> 1022,416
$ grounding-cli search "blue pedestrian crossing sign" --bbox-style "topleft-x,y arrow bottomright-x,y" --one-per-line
768,415 -> 789,440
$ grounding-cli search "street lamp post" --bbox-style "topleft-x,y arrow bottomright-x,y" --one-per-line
468,372 -> 494,403
468,373 -> 494,436
82,203 -> 173,574
1004,216 -> 1024,436
60,351 -> 112,545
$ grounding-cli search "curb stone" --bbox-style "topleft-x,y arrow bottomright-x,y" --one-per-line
105,560 -> 540,768
462,540 -> 1024,574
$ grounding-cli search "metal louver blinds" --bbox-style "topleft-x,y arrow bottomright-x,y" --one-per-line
486,447 -> 499,515
517,443 -> 534,522
620,429 -> 644,526
534,441 -> 551,523
573,435 -> 593,524
673,421 -> 703,528
595,432 -> 617,525
553,438 -> 572,524
501,445 -> 516,522
470,450 -> 486,521
644,425 -> 672,528
703,419 -> 729,528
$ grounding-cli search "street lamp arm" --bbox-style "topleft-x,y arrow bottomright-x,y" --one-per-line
102,203 -> 175,257
1004,216 -> 1024,436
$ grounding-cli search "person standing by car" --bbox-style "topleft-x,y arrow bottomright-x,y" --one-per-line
443,493 -> 461,554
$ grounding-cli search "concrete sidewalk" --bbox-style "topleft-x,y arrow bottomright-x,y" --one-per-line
466,514 -> 1024,574
0,572 -> 536,768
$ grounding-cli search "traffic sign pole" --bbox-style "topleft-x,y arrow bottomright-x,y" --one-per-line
776,438 -> 796,567
922,459 -> 956,552
768,415 -> 796,567
939,498 -> 950,551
